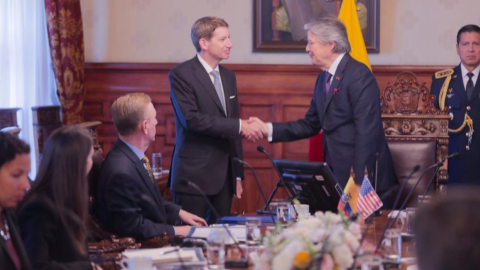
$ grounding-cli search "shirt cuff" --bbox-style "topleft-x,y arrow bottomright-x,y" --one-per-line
239,119 -> 242,134
173,226 -> 176,235
267,122 -> 273,142
236,177 -> 242,181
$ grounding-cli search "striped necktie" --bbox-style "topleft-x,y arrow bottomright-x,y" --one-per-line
141,155 -> 154,183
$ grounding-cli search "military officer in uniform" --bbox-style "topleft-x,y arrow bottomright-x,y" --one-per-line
430,24 -> 480,184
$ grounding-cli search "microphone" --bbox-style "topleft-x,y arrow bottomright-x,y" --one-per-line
179,180 -> 248,268
375,152 -> 459,252
256,145 -> 298,216
374,165 -> 420,252
233,158 -> 275,224
419,152 -> 459,204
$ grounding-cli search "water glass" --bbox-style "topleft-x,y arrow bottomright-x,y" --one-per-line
151,153 -> 163,179
383,228 -> 402,262
405,207 -> 416,235
207,228 -> 227,269
245,217 -> 261,248
276,202 -> 291,223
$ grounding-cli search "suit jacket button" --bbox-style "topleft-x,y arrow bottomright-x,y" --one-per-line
466,145 -> 470,150
467,106 -> 471,111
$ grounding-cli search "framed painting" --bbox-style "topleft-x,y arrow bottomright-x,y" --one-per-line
253,0 -> 379,53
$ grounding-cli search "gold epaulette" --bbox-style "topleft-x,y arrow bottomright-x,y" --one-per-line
435,69 -> 454,79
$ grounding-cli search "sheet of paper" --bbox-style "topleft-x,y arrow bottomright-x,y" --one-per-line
187,225 -> 246,242
122,247 -> 202,264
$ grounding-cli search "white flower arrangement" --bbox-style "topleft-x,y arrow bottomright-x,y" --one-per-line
257,211 -> 362,270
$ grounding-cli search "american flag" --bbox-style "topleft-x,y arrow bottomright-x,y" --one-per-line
357,176 -> 383,219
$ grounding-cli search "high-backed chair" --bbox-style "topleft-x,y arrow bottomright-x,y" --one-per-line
0,108 -> 21,129
381,72 -> 450,206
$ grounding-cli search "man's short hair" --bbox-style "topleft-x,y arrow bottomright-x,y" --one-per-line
457,24 -> 480,44
304,16 -> 351,54
111,93 -> 152,136
191,16 -> 229,53
413,188 -> 480,270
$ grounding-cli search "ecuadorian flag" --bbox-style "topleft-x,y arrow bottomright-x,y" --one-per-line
337,175 -> 359,217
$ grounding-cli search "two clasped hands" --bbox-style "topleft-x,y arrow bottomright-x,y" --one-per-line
240,117 -> 268,142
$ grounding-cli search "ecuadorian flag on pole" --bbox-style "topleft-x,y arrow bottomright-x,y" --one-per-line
338,0 -> 371,70
337,175 -> 359,217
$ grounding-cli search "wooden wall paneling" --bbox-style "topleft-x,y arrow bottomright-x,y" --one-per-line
84,63 -> 451,214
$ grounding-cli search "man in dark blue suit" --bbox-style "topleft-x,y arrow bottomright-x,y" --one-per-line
95,93 -> 207,240
252,16 -> 397,197
430,24 -> 480,185
169,17 -> 264,223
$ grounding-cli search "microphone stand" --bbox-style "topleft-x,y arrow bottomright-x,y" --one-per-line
418,165 -> 441,205
234,158 -> 276,224
373,152 -> 382,217
375,163 -> 440,252
181,180 -> 249,268
257,146 -> 298,216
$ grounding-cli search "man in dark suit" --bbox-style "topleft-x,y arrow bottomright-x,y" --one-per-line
169,17 -> 264,223
95,93 -> 207,241
430,24 -> 480,185
251,16 -> 397,196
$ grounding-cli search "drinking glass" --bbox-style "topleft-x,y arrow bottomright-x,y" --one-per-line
151,153 -> 163,179
405,207 -> 416,235
245,217 -> 262,248
276,202 -> 291,223
383,228 -> 402,262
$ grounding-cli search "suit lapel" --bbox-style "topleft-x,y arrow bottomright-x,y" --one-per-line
191,57 -> 226,115
471,68 -> 480,102
322,54 -> 349,119
116,140 -> 163,208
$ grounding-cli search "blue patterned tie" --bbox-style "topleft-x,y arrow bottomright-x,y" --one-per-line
210,70 -> 226,114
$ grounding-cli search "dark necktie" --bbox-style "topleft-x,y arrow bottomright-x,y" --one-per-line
210,70 -> 226,114
323,72 -> 333,167
324,72 -> 332,98
466,72 -> 474,101
141,155 -> 154,183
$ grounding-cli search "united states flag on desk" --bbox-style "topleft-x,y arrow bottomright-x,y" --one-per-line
357,176 -> 383,219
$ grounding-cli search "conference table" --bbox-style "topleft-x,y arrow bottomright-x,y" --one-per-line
224,210 -> 416,270
94,210 -> 416,270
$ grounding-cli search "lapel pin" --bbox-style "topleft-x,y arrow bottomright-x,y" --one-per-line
449,88 -> 453,94
336,76 -> 340,80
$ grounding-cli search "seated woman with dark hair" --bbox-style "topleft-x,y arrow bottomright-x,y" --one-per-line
17,126 -> 101,270
0,132 -> 32,270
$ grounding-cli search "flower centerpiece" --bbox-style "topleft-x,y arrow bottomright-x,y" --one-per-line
257,211 -> 362,270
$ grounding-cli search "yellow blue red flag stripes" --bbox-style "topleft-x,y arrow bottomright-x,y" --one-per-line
337,175 -> 359,217
338,0 -> 371,70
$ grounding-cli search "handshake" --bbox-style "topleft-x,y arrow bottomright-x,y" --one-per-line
240,117 -> 268,142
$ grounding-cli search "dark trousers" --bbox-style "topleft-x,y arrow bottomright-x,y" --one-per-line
173,178 -> 233,224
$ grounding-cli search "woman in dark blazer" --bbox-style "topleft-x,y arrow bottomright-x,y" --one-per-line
0,132 -> 32,270
17,126 -> 101,270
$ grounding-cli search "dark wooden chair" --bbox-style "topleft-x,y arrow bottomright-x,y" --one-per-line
381,72 -> 450,206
